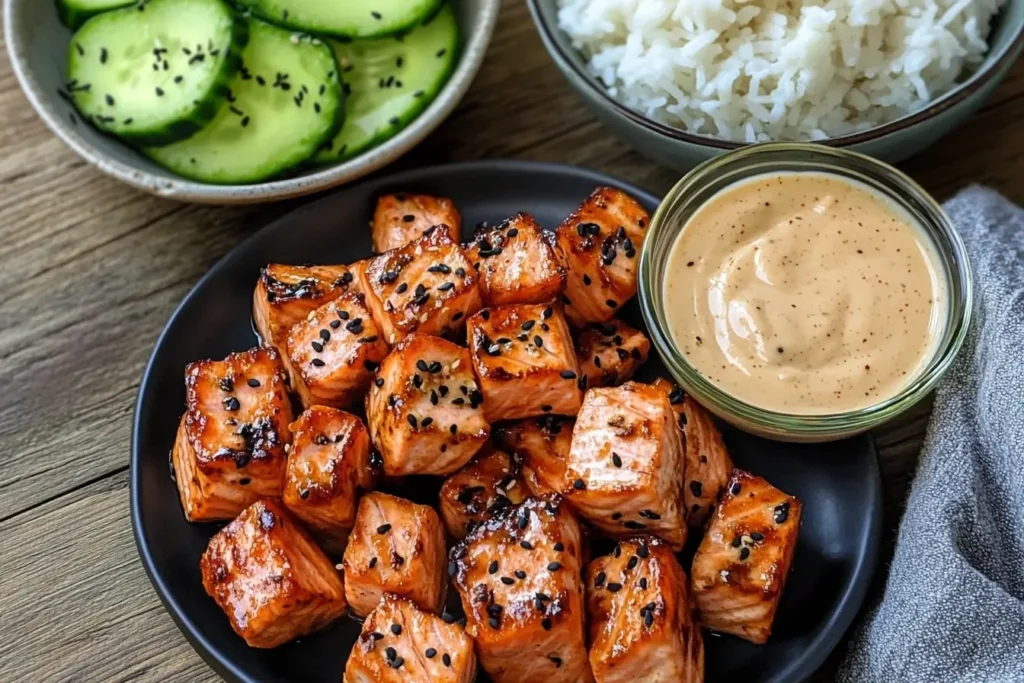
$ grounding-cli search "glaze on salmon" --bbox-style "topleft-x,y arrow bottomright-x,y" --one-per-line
200,499 -> 347,648
253,264 -> 359,351
439,447 -> 528,539
372,193 -> 462,254
495,416 -> 575,498
464,213 -> 566,307
173,346 -> 292,522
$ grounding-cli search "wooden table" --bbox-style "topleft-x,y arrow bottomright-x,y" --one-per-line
1,2 -> 1022,681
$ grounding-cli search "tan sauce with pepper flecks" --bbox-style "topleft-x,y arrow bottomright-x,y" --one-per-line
664,172 -> 947,415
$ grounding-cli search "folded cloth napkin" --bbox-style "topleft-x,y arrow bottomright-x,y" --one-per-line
838,187 -> 1024,683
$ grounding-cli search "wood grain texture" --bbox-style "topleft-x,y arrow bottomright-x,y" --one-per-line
1,1 -> 1021,680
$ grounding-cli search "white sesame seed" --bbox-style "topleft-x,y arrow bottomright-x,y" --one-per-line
419,313 -> 428,323
290,33 -> 300,44
284,444 -> 291,453
507,480 -> 518,490
451,359 -> 461,370
390,333 -> 397,343
307,310 -> 317,321
335,563 -> 343,571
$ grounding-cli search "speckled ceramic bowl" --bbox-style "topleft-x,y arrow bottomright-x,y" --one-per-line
4,0 -> 500,204
527,0 -> 1024,168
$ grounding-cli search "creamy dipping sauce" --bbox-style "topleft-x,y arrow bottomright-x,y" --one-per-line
664,172 -> 947,414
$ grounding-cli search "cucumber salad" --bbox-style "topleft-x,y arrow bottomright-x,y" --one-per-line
59,0 -> 459,184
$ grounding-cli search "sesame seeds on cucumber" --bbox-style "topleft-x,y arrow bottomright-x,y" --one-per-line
65,0 -> 247,146
145,18 -> 344,184
314,3 -> 458,163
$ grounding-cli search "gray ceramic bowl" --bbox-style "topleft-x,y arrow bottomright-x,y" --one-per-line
528,0 -> 1024,168
4,0 -> 500,204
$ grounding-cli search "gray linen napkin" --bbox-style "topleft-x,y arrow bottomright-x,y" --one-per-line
838,187 -> 1024,682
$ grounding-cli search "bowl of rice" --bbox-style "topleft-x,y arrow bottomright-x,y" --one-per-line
527,0 -> 1024,166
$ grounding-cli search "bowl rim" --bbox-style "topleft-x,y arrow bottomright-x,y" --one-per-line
3,0 -> 502,204
526,0 -> 1024,149
637,142 -> 974,440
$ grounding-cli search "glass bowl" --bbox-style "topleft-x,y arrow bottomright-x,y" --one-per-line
638,143 -> 973,442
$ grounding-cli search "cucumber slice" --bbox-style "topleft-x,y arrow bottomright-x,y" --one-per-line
57,0 -> 136,31
313,3 -> 458,164
233,0 -> 442,39
66,0 -> 247,146
145,18 -> 343,184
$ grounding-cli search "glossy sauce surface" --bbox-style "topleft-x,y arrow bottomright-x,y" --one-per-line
664,172 -> 946,414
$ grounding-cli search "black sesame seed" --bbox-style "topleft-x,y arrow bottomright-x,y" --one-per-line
541,618 -> 552,630
311,358 -> 325,367
751,531 -> 765,541
442,653 -> 451,667
514,570 -> 527,579
319,329 -> 331,342
626,556 -> 638,570
534,336 -> 543,347
223,397 -> 240,411
391,623 -> 402,636
520,540 -> 534,550
573,479 -> 585,490
369,557 -> 378,568
364,360 -> 379,372
407,414 -> 417,428
611,512 -> 622,520
396,282 -> 408,294
377,524 -> 392,534
371,10 -> 382,19
241,116 -> 250,127
155,87 -> 164,96
500,576 -> 515,585
547,562 -> 562,571
639,509 -> 661,520
606,299 -> 618,309
606,582 -> 622,592
740,547 -> 751,561
438,282 -> 454,292
640,577 -> 648,589
488,560 -> 499,574
774,502 -> 790,524
637,544 -> 650,559
611,453 -> 622,468
425,648 -> 437,658
385,646 -> 396,661
371,631 -> 384,640
731,482 -> 742,496
594,572 -> 606,587
450,424 -> 458,435
541,405 -> 552,412
338,309 -> 350,320
311,341 -> 324,353
549,654 -> 563,668
560,370 -> 577,380
421,417 -> 434,427
488,616 -> 500,629
623,520 -> 645,530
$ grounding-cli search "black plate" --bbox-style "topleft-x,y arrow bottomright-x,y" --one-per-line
131,160 -> 882,683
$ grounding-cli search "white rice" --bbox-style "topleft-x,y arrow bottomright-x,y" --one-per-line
557,0 -> 1005,141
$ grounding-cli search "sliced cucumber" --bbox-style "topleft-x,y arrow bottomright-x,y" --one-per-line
145,18 -> 343,184
57,0 -> 136,31
313,3 -> 458,164
66,0 -> 247,146
233,0 -> 443,39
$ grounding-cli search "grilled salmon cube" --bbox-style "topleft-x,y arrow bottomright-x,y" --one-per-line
691,470 -> 802,644
439,447 -> 528,539
463,213 -> 566,307
342,492 -> 447,617
371,193 -> 462,254
358,226 -> 483,345
366,334 -> 490,476
466,303 -> 583,422
200,499 -> 346,648
173,346 -> 292,522
563,382 -> 687,549
285,293 -> 390,409
282,406 -> 374,555
576,320 -> 650,389
451,496 -> 592,683
585,538 -> 704,682
253,264 -> 360,351
495,416 -> 574,498
344,594 -> 477,682
554,188 -> 649,326
652,378 -> 733,530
